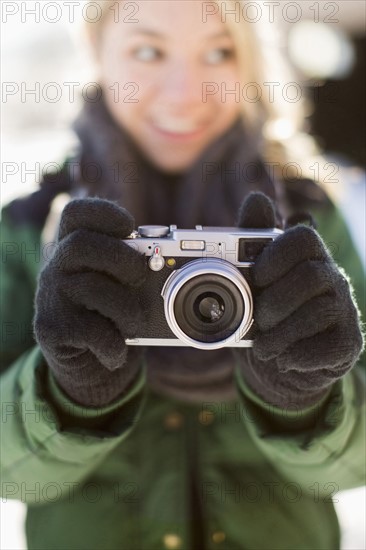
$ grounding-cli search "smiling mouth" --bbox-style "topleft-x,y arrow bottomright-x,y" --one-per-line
151,118 -> 206,136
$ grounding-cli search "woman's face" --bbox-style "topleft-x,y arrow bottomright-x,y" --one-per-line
98,0 -> 241,172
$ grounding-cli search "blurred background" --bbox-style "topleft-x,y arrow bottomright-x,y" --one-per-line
1,0 -> 365,265
1,1 -> 365,548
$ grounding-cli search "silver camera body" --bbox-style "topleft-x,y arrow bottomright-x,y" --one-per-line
124,225 -> 282,350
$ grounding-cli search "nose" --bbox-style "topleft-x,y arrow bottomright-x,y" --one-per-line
160,59 -> 203,110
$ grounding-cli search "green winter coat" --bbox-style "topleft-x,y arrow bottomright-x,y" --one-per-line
1,181 -> 365,550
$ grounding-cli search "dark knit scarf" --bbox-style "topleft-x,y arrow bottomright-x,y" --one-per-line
69,92 -> 281,403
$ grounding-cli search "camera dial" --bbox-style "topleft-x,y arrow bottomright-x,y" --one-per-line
138,225 -> 170,238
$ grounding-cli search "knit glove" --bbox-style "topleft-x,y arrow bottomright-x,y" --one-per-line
34,198 -> 147,407
236,192 -> 364,409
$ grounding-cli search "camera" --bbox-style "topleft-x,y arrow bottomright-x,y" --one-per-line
124,224 -> 282,350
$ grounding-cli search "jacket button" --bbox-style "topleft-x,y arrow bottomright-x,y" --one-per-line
198,409 -> 215,425
163,533 -> 182,549
212,530 -> 226,544
164,411 -> 184,430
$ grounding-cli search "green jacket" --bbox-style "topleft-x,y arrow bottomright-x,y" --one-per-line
1,185 -> 365,550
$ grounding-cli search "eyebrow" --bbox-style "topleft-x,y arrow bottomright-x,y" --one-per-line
125,29 -> 231,41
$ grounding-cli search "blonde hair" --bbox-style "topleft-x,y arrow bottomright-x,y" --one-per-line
81,0 -> 325,186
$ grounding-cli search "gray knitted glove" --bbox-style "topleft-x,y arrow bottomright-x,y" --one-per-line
236,192 -> 364,409
34,198 -> 147,407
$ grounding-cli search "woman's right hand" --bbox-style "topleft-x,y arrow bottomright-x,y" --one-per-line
34,198 -> 147,407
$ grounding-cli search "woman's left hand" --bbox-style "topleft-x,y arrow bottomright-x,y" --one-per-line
236,192 -> 364,409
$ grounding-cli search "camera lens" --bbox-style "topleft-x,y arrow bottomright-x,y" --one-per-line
194,293 -> 225,323
162,259 -> 253,350
173,275 -> 244,344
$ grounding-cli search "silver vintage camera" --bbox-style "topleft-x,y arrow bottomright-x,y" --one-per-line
124,225 -> 282,350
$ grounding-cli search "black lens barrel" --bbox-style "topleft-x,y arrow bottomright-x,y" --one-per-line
173,274 -> 244,344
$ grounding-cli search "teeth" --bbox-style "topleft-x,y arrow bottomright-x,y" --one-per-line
153,118 -> 200,133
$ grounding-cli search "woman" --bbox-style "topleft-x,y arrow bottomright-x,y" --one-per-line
1,1 -> 365,548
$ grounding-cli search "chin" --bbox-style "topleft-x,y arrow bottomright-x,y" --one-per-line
148,153 -> 201,175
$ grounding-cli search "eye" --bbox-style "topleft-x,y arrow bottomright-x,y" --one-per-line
132,45 -> 163,62
204,48 -> 234,65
